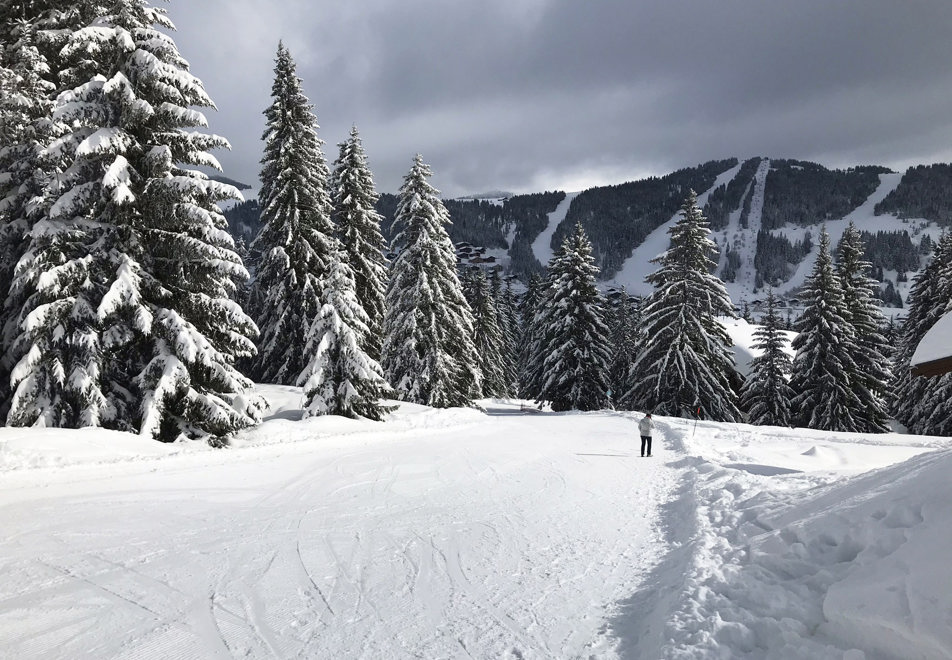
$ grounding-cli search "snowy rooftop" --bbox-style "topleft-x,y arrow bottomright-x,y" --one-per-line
911,311 -> 952,376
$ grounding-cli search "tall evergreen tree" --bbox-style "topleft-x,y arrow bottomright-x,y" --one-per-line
891,232 -> 952,435
248,42 -> 335,384
535,223 -> 612,411
490,269 -> 519,395
297,255 -> 393,420
624,191 -> 740,421
836,222 -> 891,432
470,268 -> 508,397
608,288 -> 639,409
789,228 -> 864,432
381,155 -> 481,407
330,125 -> 388,360
740,290 -> 794,426
8,1 -> 262,441
517,272 -> 546,399
0,17 -> 59,421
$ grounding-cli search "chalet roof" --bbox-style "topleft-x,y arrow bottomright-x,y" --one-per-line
911,311 -> 952,377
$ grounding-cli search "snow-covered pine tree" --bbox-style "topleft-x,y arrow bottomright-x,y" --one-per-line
836,221 -> 891,432
381,155 -> 481,407
0,17 -> 60,422
330,125 -> 388,360
891,232 -> 952,435
459,265 -> 480,308
624,191 -> 740,421
248,42 -> 336,384
608,288 -> 639,409
9,1 -> 262,441
469,268 -> 508,397
517,272 -> 546,398
536,222 -> 612,411
297,253 -> 394,420
788,227 -> 864,432
489,268 -> 519,395
739,289 -> 794,426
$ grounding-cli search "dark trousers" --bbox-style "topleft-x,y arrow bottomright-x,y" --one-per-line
640,436 -> 652,456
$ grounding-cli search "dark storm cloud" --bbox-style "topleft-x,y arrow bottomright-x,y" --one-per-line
169,0 -> 952,197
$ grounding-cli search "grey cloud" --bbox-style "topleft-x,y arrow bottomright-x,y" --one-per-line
169,0 -> 952,197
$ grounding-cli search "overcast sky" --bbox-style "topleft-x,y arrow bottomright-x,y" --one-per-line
169,0 -> 952,198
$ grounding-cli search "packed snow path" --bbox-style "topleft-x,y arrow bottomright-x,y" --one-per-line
0,400 -> 677,659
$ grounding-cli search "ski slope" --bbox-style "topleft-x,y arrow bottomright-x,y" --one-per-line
3,384 -> 951,658
531,191 -> 581,266
602,164 -> 943,309
612,161 -> 744,297
715,157 -> 770,305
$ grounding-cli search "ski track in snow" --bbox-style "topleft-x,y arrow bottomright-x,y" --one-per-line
3,385 -> 950,659
0,400 -> 677,659
531,192 -> 580,267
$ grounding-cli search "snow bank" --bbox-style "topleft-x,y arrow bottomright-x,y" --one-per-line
0,427 -> 181,471
0,384 -> 490,472
649,416 -> 952,659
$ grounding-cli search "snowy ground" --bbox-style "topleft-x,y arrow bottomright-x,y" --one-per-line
2,386 -> 950,659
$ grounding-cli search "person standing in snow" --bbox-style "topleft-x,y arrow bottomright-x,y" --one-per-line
638,413 -> 654,457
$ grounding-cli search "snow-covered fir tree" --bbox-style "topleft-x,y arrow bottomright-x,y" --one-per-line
297,255 -> 393,420
517,272 -> 546,399
607,288 -> 640,409
330,125 -> 388,360
0,17 -> 59,421
535,223 -> 612,411
788,228 -> 864,432
624,191 -> 740,421
739,289 -> 794,426
891,232 -> 952,436
381,155 -> 481,407
459,265 -> 480,308
836,221 -> 891,432
248,42 -> 336,384
469,268 -> 508,397
490,269 -> 519,395
8,1 -> 262,441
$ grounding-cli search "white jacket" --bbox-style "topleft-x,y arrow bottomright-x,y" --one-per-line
638,416 -> 654,436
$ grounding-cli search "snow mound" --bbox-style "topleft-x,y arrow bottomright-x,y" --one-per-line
662,448 -> 952,659
0,427 -> 181,471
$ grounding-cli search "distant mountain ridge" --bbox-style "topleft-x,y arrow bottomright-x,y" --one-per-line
225,158 -> 952,309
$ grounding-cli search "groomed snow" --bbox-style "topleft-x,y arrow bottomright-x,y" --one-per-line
2,386 -> 950,659
0,391 -> 676,659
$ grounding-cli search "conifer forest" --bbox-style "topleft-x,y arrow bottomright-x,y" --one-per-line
1,1 -> 950,443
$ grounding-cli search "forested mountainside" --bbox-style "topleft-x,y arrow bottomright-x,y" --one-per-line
224,158 -> 952,307
874,163 -> 952,224
759,161 -> 889,229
